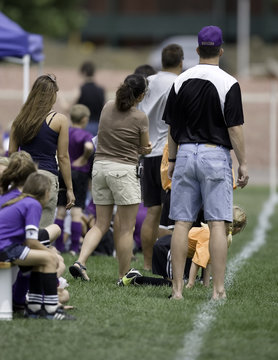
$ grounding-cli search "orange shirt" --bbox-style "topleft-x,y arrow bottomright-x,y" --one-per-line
188,226 -> 210,268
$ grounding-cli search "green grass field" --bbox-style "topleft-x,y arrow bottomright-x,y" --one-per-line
1,185 -> 277,360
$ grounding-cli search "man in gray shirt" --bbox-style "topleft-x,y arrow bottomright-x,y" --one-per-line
138,44 -> 184,270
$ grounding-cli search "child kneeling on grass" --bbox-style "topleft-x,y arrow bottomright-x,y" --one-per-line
119,205 -> 247,288
185,205 -> 247,288
0,172 -> 74,320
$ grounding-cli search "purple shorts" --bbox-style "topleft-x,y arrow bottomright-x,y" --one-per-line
169,143 -> 233,222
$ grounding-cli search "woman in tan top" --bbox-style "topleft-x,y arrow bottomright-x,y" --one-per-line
70,74 -> 151,281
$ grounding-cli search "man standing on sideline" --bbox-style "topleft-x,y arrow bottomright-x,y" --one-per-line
163,26 -> 249,300
138,44 -> 184,270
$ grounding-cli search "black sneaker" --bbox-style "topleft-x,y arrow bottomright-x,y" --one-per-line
24,307 -> 43,319
44,308 -> 76,321
117,268 -> 143,286
13,303 -> 26,314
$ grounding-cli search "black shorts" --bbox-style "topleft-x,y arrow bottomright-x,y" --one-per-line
160,190 -> 205,229
57,170 -> 89,209
160,190 -> 175,229
152,234 -> 192,279
152,234 -> 172,278
142,156 -> 166,207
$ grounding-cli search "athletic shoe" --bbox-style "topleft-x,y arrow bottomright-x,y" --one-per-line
117,278 -> 124,286
24,307 -> 43,319
119,268 -> 143,286
13,303 -> 26,314
44,308 -> 76,321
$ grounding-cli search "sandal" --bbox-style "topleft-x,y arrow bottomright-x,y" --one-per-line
69,261 -> 90,281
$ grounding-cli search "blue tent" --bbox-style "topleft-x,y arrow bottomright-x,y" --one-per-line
0,12 -> 44,102
0,12 -> 44,62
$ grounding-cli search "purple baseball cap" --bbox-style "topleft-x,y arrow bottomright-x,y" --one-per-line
198,25 -> 223,47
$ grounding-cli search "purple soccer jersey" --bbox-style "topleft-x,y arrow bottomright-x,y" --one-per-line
0,196 -> 42,251
68,127 -> 93,173
0,188 -> 21,207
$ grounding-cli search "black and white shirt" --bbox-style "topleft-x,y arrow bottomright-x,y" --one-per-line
163,64 -> 244,149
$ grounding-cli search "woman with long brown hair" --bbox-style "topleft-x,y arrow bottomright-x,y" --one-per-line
9,74 -> 75,227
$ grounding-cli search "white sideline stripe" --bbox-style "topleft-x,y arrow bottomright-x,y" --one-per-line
175,193 -> 278,360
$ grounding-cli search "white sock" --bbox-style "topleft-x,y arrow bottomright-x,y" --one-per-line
27,303 -> 42,312
44,304 -> 59,314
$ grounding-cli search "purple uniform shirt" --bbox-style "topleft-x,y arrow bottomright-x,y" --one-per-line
0,188 -> 21,207
0,196 -> 42,251
69,127 -> 93,173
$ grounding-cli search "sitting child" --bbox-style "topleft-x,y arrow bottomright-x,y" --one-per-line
0,172 -> 74,320
0,152 -> 66,309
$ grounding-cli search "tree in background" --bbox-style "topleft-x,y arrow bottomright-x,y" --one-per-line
0,0 -> 86,38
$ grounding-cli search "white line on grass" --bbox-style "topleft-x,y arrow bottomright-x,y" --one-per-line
175,193 -> 278,360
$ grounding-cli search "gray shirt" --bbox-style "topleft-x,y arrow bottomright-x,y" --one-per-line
138,71 -> 177,157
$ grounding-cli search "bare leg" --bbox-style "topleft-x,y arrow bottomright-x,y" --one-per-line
186,262 -> 199,289
208,221 -> 227,300
158,227 -> 172,238
171,221 -> 192,299
113,210 -> 120,256
115,204 -> 139,278
74,205 -> 114,279
141,205 -> 162,270
14,249 -> 58,273
45,224 -> 61,243
203,264 -> 211,287
71,207 -> 83,223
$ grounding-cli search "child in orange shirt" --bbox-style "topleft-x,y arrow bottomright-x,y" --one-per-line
185,204 -> 247,288
119,205 -> 246,287
119,143 -> 245,287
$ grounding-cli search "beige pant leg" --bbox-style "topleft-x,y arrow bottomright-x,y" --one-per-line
38,169 -> 59,228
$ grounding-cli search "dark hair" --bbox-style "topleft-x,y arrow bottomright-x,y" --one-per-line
115,74 -> 147,112
80,61 -> 95,77
134,64 -> 156,78
198,45 -> 221,59
1,172 -> 51,208
161,44 -> 184,69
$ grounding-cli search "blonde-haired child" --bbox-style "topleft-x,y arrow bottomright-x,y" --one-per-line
186,205 -> 247,288
118,206 -> 247,289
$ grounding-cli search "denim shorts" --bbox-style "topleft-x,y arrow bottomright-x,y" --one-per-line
169,143 -> 233,222
92,161 -> 141,205
0,243 -> 30,262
